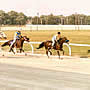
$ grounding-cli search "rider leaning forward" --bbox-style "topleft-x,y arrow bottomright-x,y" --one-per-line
9,30 -> 22,51
52,32 -> 61,48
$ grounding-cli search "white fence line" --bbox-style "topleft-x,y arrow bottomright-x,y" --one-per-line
1,25 -> 90,31
69,43 -> 90,47
1,40 -> 90,56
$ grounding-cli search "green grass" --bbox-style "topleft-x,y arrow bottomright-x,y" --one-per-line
1,30 -> 90,56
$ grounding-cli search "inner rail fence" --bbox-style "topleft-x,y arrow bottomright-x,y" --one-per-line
1,40 -> 90,56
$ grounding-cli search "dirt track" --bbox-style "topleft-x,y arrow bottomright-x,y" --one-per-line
0,53 -> 90,90
0,53 -> 90,75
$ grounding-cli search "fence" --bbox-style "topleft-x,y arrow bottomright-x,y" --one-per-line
1,25 -> 90,31
1,40 -> 90,56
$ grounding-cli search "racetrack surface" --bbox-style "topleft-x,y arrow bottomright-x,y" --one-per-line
0,53 -> 90,90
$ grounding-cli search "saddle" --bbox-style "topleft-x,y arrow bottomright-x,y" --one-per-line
53,38 -> 62,49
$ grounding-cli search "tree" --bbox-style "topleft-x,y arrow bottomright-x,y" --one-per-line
87,16 -> 90,25
0,10 -> 6,25
0,10 -> 90,25
32,16 -> 41,24
16,12 -> 27,25
8,11 -> 18,25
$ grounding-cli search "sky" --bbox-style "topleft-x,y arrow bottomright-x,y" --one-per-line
0,0 -> 90,16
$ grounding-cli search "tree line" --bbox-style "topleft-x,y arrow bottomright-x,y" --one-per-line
0,10 -> 90,25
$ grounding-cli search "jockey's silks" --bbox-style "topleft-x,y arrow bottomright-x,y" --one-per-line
53,34 -> 61,41
15,32 -> 21,39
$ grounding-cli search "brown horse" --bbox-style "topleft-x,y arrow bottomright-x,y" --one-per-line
37,37 -> 69,59
1,36 -> 29,54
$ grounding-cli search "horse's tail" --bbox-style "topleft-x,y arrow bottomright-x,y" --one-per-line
37,42 -> 44,49
1,42 -> 9,47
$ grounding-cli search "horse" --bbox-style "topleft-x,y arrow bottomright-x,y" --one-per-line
0,31 -> 7,39
1,36 -> 29,54
37,37 -> 69,59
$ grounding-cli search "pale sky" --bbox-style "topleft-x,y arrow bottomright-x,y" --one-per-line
0,0 -> 90,16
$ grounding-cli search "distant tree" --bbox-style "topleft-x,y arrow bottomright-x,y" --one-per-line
16,12 -> 27,25
68,14 -> 75,25
0,10 -> 6,25
47,14 -> 57,25
87,16 -> 90,25
32,16 -> 41,24
8,11 -> 18,25
0,10 -> 90,25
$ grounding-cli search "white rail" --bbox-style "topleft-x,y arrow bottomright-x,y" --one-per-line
1,40 -> 90,56
1,25 -> 90,30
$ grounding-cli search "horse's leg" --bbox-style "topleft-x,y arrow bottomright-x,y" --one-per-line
46,49 -> 49,58
61,49 -> 64,59
57,50 -> 60,59
19,48 -> 24,53
9,48 -> 14,53
63,50 -> 64,55
9,46 -> 12,52
19,47 -> 22,53
11,48 -> 15,54
46,50 -> 48,57
49,50 -> 52,55
60,49 -> 64,55
21,49 -> 24,52
50,51 -> 52,55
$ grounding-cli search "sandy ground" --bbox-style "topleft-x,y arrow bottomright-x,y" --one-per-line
0,52 -> 90,75
1,52 -> 90,90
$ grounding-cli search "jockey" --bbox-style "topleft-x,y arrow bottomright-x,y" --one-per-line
9,30 -> 22,50
52,32 -> 61,47
15,30 -> 22,40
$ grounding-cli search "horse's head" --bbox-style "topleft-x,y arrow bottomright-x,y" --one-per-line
22,36 -> 30,42
58,37 -> 69,44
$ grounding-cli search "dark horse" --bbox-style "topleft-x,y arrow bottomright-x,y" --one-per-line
1,36 -> 29,54
37,37 -> 69,59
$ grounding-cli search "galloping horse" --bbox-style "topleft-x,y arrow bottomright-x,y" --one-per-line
37,37 -> 69,59
1,36 -> 29,54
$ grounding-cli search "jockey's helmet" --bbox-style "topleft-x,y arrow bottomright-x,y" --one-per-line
57,32 -> 61,34
17,30 -> 21,33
